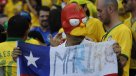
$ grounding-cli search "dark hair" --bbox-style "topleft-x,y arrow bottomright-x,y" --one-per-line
37,6 -> 50,16
49,6 -> 62,34
0,24 -> 6,42
17,11 -> 32,23
28,31 -> 45,43
7,15 -> 30,38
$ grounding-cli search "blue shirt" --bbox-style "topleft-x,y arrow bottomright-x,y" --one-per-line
31,27 -> 57,46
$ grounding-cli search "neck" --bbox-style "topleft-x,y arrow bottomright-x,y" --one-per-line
106,14 -> 121,31
65,34 -> 84,46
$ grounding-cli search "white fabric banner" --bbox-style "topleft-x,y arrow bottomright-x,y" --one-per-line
50,41 -> 118,76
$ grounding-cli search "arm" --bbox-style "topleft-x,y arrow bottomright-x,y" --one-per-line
116,29 -> 132,76
25,0 -> 38,16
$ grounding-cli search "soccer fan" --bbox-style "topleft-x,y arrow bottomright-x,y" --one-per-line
30,6 -> 53,46
96,0 -> 132,76
0,15 -> 39,76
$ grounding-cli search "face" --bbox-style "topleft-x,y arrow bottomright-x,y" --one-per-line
39,10 -> 49,28
123,0 -> 134,12
97,0 -> 110,25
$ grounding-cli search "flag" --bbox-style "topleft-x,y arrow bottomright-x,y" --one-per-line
17,41 -> 118,76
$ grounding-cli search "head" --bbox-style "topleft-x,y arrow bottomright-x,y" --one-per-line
7,15 -> 30,39
122,0 -> 136,12
61,3 -> 87,36
38,6 -> 50,28
97,0 -> 118,25
18,11 -> 31,23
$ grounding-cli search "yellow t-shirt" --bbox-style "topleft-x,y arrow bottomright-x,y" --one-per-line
86,18 -> 105,42
124,16 -> 136,69
42,0 -> 52,7
0,38 -> 40,76
4,1 -> 22,18
0,41 -> 17,76
30,13 -> 40,27
101,23 -> 132,76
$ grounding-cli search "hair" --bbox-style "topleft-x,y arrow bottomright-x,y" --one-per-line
37,6 -> 50,16
49,5 -> 62,34
7,15 -> 30,38
104,0 -> 118,11
28,31 -> 45,43
17,11 -> 32,23
0,24 -> 6,42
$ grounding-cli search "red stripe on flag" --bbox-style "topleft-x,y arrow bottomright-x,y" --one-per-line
104,73 -> 118,76
20,74 -> 36,76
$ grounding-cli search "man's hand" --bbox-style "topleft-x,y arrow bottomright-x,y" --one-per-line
118,54 -> 128,67
12,47 -> 22,62
112,43 -> 121,56
49,33 -> 63,47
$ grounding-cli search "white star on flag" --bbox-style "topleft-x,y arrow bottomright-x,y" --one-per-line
25,51 -> 39,68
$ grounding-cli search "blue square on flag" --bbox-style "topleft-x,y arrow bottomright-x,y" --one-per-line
18,41 -> 50,76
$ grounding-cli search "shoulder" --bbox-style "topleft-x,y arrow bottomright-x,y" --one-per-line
25,38 -> 40,45
115,24 -> 131,34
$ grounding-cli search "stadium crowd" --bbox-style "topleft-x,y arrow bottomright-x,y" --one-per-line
0,0 -> 136,76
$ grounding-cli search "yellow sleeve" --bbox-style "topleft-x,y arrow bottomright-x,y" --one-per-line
25,38 -> 40,45
116,28 -> 132,76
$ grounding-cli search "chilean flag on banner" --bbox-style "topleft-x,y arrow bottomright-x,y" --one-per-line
17,41 -> 118,76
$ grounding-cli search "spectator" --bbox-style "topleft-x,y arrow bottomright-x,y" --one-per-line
97,0 -> 132,75
31,6 -> 52,46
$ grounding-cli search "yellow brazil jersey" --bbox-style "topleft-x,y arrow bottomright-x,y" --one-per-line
0,38 -> 40,76
86,18 -> 105,42
4,1 -> 22,18
124,16 -> 136,69
101,23 -> 132,76
0,41 -> 17,76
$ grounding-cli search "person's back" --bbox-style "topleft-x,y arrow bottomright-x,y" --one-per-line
0,15 -> 40,76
